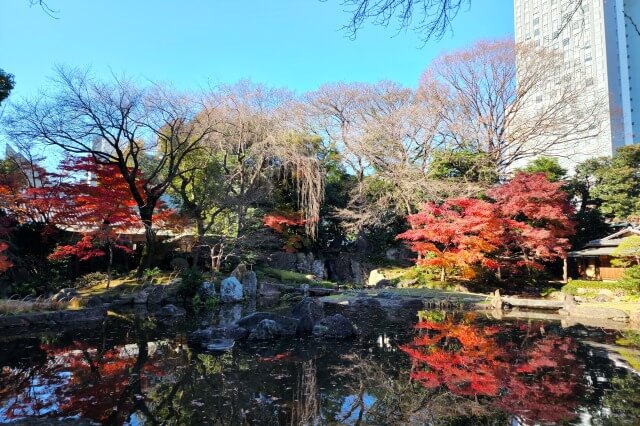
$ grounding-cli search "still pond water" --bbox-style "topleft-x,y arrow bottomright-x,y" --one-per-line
1,301 -> 639,425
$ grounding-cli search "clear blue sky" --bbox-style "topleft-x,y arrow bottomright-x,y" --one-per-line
1,0 -> 514,100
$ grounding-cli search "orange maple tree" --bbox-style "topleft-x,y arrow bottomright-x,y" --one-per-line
396,198 -> 506,280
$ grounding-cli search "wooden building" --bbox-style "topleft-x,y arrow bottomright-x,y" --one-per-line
568,228 -> 640,281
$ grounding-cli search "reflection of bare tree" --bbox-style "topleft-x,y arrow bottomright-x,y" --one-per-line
104,316 -> 159,425
290,359 -> 319,425
331,352 -> 507,425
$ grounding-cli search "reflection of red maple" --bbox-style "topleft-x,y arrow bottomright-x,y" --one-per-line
0,340 -> 170,423
401,314 -> 583,424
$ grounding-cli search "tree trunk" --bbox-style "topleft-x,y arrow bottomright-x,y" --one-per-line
136,209 -> 156,278
106,242 -> 113,289
192,216 -> 206,268
440,267 -> 446,282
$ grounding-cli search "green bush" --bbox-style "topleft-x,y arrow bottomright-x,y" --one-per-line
260,267 -> 336,288
192,293 -> 219,311
562,278 -> 638,296
142,267 -> 162,282
399,267 -> 456,290
75,272 -> 108,288
177,268 -> 205,302
619,266 -> 640,291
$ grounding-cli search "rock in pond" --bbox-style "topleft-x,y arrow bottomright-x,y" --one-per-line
236,312 -> 299,336
156,304 -> 186,318
188,325 -> 249,348
248,319 -> 280,340
312,314 -> 357,339
220,277 -> 243,303
219,304 -> 243,326
206,338 -> 235,352
291,297 -> 324,334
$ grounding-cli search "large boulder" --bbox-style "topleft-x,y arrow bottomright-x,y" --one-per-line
133,285 -> 164,305
259,282 -> 281,298
563,305 -> 629,322
268,252 -> 297,270
312,259 -> 326,280
219,304 -> 243,326
85,296 -> 103,308
312,314 -> 357,339
348,297 -> 387,331
351,260 -> 365,285
367,269 -> 386,287
220,277 -> 243,303
242,271 -> 258,299
231,263 -> 248,282
248,319 -> 280,340
296,252 -> 314,274
291,297 -> 324,333
146,286 -> 164,305
236,312 -> 299,336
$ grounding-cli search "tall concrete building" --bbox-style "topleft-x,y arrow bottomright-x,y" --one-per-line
514,0 -> 639,169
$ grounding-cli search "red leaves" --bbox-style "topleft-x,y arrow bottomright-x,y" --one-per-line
397,172 -> 575,276
397,198 -> 505,278
0,241 -> 11,272
402,316 -> 583,423
263,211 -> 307,253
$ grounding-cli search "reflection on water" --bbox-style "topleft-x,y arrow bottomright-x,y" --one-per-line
0,307 -> 639,425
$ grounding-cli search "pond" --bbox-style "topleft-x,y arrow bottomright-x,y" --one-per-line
1,301 -> 639,425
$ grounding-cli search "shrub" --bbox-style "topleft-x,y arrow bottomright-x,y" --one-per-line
192,293 -> 219,311
75,272 -> 108,288
619,265 -> 640,292
562,278 -> 638,296
142,267 -> 162,282
177,268 -> 204,302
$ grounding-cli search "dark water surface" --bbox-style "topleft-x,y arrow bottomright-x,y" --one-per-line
1,303 -> 639,425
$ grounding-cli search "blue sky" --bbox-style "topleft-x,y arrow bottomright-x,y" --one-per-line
1,0 -> 514,100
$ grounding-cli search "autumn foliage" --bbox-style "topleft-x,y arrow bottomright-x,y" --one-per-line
263,211 -> 308,253
401,313 -> 583,424
398,173 -> 575,279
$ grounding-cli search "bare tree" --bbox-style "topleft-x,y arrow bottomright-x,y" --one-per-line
337,0 -> 586,43
418,39 -> 606,174
207,81 -> 325,238
4,66 -> 218,276
302,80 -> 481,233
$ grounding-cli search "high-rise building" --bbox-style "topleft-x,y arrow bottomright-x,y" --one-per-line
514,0 -> 639,169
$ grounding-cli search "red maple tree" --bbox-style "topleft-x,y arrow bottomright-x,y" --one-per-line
264,211 -> 308,253
397,198 -> 506,281
488,172 -> 575,271
398,173 -> 575,279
